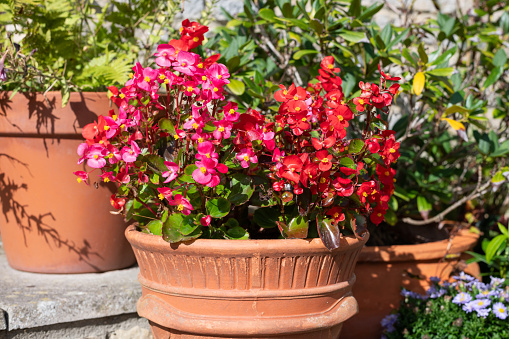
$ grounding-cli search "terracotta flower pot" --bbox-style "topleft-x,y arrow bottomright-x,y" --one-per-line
125,225 -> 369,339
341,228 -> 480,339
0,91 -> 136,273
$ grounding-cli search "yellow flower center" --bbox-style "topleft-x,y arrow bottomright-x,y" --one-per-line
217,75 -> 222,79
182,62 -> 187,67
206,153 -> 211,158
193,37 -> 199,42
112,115 -> 118,120
197,63 -> 203,68
243,155 -> 249,162
200,167 -> 207,173
177,204 -> 184,211
179,27 -> 183,33
104,177 -> 110,183
120,124 -> 126,129
358,99 -> 364,105
229,109 -> 235,114
327,64 -> 333,69
301,117 -> 307,122
218,126 -> 225,132
144,76 -> 151,82
119,93 -> 125,99
500,308 -> 505,313
390,148 -> 396,153
77,178 -> 82,183
293,95 -> 298,100
192,123 -> 199,129
159,74 -> 166,80
321,158 -> 329,163
338,115 -> 344,121
164,79 -> 169,84
174,134 -> 180,140
213,87 -> 219,92
320,177 -> 326,184
363,192 -> 368,197
104,126 -> 110,130
129,73 -> 133,78
295,106 -> 300,112
329,126 -> 334,131
187,86 -> 193,92
94,155 -> 99,159
377,213 -> 382,217
198,137 -> 203,143
283,90 -> 287,95
158,193 -> 165,200
385,171 -> 390,176
334,212 -> 339,218
202,76 -> 207,81
371,189 -> 377,195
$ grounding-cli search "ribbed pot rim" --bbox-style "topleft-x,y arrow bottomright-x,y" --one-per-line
125,224 -> 369,256
358,228 -> 479,262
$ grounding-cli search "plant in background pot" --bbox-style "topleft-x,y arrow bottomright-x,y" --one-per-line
74,18 -> 400,338
0,0 -> 186,273
204,0 -> 509,336
381,273 -> 509,338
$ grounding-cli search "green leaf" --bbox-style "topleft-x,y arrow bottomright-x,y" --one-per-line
357,3 -> 384,21
417,196 -> 432,213
498,222 -> 509,236
339,157 -> 356,169
338,30 -> 365,43
206,198 -> 231,218
426,68 -> 454,77
61,86 -> 70,108
227,79 -> 245,96
146,220 -> 163,236
437,13 -> 456,37
482,66 -> 503,89
163,213 -> 202,243
158,118 -> 176,135
430,46 -> 457,66
316,214 -> 341,251
309,19 -> 324,34
493,49 -> 507,68
418,43 -> 428,64
253,207 -> 280,228
348,0 -> 361,17
258,8 -> 276,21
281,216 -> 308,239
228,173 -> 254,205
444,105 -> 470,116
226,226 -> 249,239
490,140 -> 509,157
145,155 -> 168,172
402,48 -> 418,68
486,235 -> 507,263
293,49 -> 319,60
348,139 -> 365,154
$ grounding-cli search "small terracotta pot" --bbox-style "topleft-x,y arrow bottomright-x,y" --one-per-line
341,228 -> 480,339
0,91 -> 136,273
126,225 -> 369,339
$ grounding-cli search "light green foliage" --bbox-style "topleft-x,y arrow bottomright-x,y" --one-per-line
209,0 -> 509,240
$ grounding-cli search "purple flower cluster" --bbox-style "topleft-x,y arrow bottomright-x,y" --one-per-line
382,273 -> 509,333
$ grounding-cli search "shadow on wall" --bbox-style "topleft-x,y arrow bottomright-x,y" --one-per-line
0,92 -> 132,273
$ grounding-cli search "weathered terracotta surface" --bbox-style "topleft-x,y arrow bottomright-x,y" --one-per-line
125,225 -> 369,339
0,91 -> 136,273
341,229 -> 480,339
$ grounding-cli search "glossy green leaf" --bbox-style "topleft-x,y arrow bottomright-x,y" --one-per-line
444,105 -> 470,116
206,198 -> 231,218
146,220 -> 163,236
338,30 -> 365,43
426,68 -> 454,76
293,49 -> 319,60
158,118 -> 176,135
226,226 -> 249,239
229,173 -> 254,205
227,79 -> 245,96
493,49 -> 507,68
283,216 -> 309,239
253,207 -> 280,228
258,8 -> 275,21
430,46 -> 457,66
145,154 -> 168,173
482,66 -> 503,89
348,139 -> 365,154
309,19 -> 324,34
485,235 -> 507,263
418,43 -> 428,64
339,157 -> 356,169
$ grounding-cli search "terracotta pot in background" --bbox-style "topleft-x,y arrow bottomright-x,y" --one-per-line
0,91 -> 136,273
341,228 -> 480,339
126,225 -> 369,339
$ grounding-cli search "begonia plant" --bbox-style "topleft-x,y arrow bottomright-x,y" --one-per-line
74,20 -> 401,250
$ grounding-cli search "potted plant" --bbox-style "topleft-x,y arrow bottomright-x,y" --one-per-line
202,0 -> 509,336
381,273 -> 509,338
74,18 -> 400,338
0,0 -> 185,273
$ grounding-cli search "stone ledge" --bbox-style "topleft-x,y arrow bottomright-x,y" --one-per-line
0,242 -> 148,337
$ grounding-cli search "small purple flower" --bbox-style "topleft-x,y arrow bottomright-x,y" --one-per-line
452,292 -> 472,305
381,314 -> 398,333
476,289 -> 497,299
476,308 -> 490,318
401,288 -> 426,300
493,302 -> 508,320
467,298 -> 491,311
427,286 -> 446,299
490,276 -> 505,287
429,276 -> 441,283
453,272 -> 476,282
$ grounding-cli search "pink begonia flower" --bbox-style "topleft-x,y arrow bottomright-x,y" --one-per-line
86,144 -> 108,168
191,131 -> 210,144
212,119 -> 232,140
192,161 -> 216,186
125,62 -> 144,87
138,172 -> 149,184
157,187 -> 173,201
169,194 -> 193,215
195,141 -> 218,164
107,144 -> 121,164
173,129 -> 186,141
206,63 -> 230,85
154,44 -> 176,67
116,167 -> 131,184
100,171 -> 116,183
172,51 -> 197,76
137,66 -> 158,91
162,161 -> 179,183
182,80 -> 200,97
77,143 -> 89,165
206,83 -> 225,100
223,102 -> 239,122
258,124 -> 276,151
200,215 -> 211,226
121,141 -> 140,163
183,115 -> 205,131
236,148 -> 258,168
73,171 -> 89,184
272,148 -> 285,170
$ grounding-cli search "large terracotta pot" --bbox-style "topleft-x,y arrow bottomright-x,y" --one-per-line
126,225 -> 369,339
341,228 -> 480,339
0,91 -> 136,273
